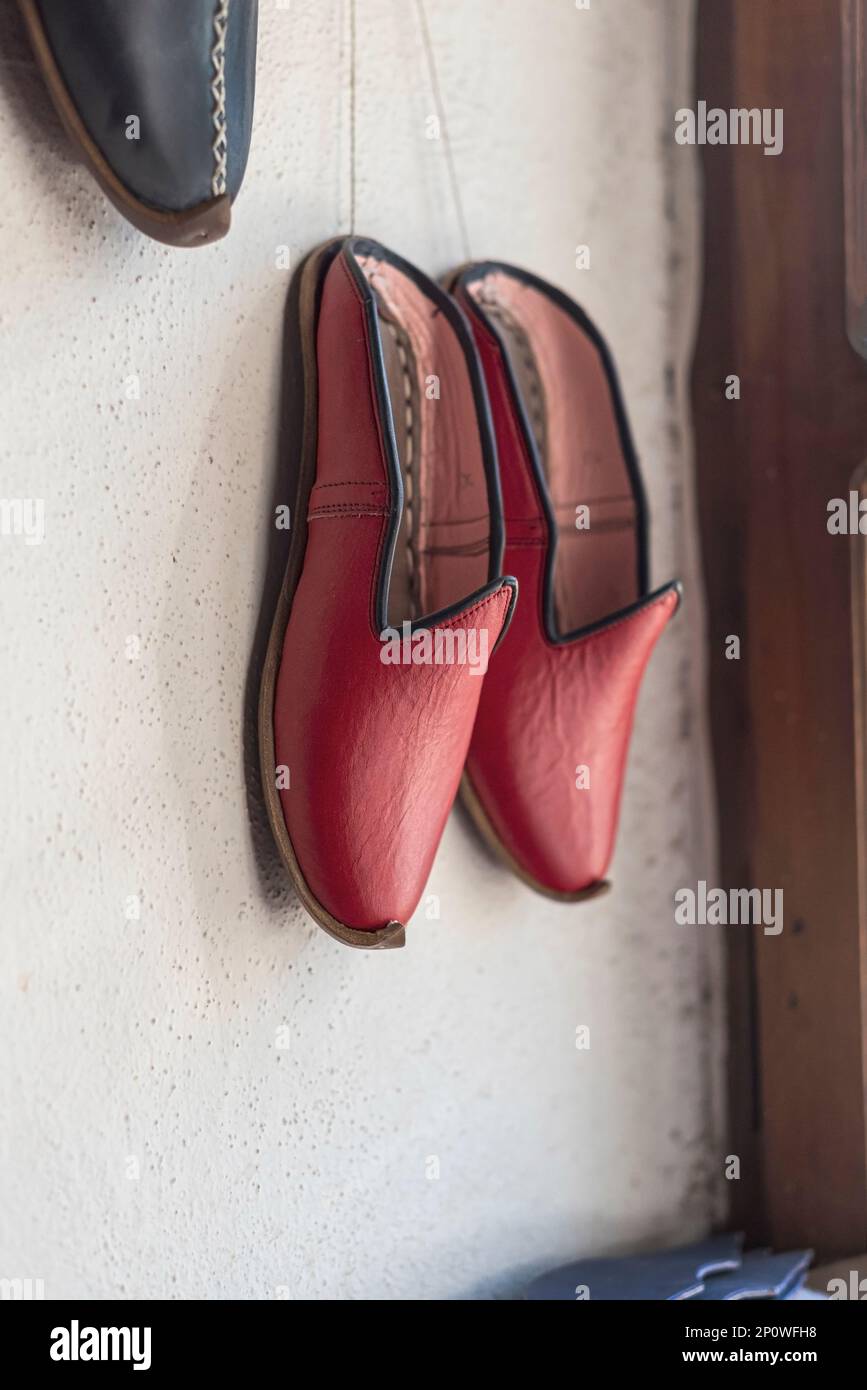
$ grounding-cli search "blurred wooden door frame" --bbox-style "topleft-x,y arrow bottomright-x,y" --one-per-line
844,0 -> 867,359
693,0 -> 867,1257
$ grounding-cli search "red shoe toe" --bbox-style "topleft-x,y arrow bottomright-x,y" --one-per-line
465,586 -> 680,898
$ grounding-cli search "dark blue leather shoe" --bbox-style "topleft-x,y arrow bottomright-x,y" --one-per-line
17,0 -> 258,246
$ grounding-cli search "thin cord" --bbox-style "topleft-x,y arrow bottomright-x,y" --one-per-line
349,0 -> 357,232
415,0 -> 471,263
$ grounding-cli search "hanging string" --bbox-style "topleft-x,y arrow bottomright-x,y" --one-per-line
415,0 -> 472,263
348,0 -> 357,232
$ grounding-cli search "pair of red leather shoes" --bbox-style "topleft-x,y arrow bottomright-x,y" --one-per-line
259,238 -> 681,949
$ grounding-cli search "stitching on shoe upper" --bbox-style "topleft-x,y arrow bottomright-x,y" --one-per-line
210,0 -> 230,197
312,481 -> 387,490
308,505 -> 390,518
384,318 -> 419,618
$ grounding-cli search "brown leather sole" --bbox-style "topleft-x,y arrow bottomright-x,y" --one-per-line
17,0 -> 231,247
258,240 -> 405,951
460,772 -> 611,904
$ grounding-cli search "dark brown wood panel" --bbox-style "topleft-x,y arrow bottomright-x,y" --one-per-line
693,0 -> 867,1257
844,0 -> 867,359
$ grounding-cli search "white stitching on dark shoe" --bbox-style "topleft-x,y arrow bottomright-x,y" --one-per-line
210,0 -> 230,197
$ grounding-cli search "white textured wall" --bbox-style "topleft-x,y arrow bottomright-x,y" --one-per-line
0,0 -> 722,1300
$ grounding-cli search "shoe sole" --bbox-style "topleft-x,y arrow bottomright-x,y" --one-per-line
257,240 -> 405,951
17,0 -> 231,247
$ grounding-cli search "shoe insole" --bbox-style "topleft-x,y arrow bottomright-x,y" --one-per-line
357,252 -> 492,628
468,270 -> 641,635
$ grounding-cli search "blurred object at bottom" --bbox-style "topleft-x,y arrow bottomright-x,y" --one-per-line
525,1235 -> 823,1301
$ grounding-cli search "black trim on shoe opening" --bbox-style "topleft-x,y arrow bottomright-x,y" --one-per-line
454,260 -> 658,648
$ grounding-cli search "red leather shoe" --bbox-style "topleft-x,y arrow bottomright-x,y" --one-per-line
259,239 -> 518,949
449,262 -> 681,901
